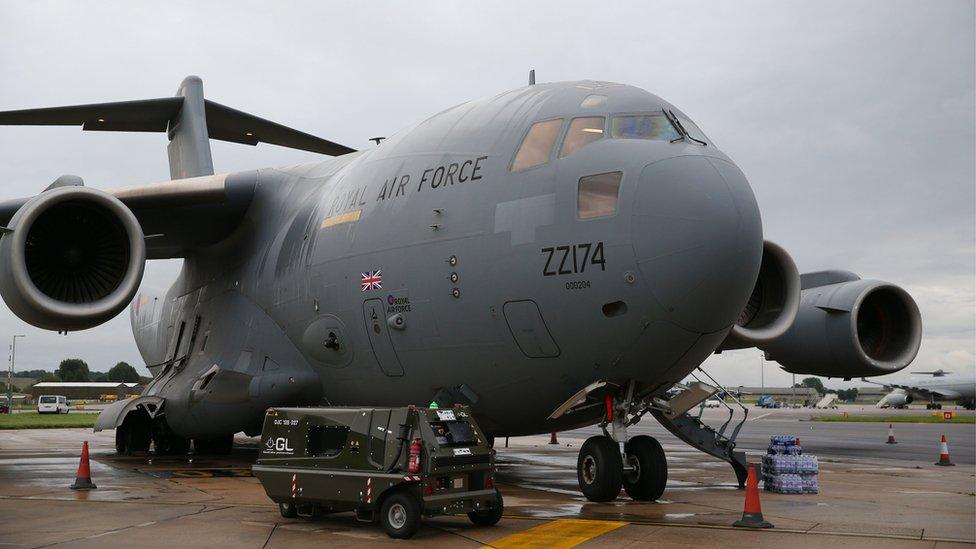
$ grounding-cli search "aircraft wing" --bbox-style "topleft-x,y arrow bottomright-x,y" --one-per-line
0,173 -> 257,259
861,378 -> 961,400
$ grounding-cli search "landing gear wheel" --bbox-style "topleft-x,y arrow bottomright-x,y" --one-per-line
380,491 -> 421,539
115,424 -> 129,454
194,435 -> 234,455
468,489 -> 504,526
279,502 -> 298,518
577,436 -> 623,502
116,415 -> 151,455
154,434 -> 189,455
623,435 -> 667,501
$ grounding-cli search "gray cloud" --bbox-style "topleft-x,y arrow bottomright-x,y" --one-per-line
0,1 -> 972,388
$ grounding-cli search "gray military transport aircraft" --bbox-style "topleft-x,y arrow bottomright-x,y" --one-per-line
0,75 -> 922,502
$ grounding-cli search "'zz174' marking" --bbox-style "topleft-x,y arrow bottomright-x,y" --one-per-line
542,242 -> 606,276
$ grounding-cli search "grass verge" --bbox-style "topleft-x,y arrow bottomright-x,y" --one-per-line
0,412 -> 97,429
810,414 -> 975,424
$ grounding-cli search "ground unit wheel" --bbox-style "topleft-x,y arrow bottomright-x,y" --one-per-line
468,489 -> 504,526
623,435 -> 667,501
380,491 -> 421,539
279,502 -> 298,518
577,435 -> 623,502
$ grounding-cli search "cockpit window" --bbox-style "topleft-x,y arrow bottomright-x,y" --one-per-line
677,117 -> 709,143
580,94 -> 607,108
511,119 -> 563,172
559,117 -> 605,158
610,114 -> 680,141
578,171 -> 622,219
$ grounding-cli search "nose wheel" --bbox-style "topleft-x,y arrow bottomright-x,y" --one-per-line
622,435 -> 667,501
577,434 -> 668,502
577,436 -> 623,501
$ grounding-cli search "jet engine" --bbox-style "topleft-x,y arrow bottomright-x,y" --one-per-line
761,273 -> 922,378
877,390 -> 912,408
719,240 -> 800,350
0,186 -> 145,331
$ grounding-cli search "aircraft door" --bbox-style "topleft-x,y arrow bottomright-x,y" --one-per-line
363,298 -> 405,376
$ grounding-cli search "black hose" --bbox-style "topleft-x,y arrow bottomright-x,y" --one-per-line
385,423 -> 412,473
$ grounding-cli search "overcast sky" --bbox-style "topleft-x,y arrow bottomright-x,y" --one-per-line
0,1 -> 972,390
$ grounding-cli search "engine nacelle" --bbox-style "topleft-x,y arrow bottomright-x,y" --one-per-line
719,240 -> 800,350
761,275 -> 922,378
0,186 -> 146,331
877,390 -> 912,408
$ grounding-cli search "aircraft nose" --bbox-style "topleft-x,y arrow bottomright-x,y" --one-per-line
631,155 -> 763,333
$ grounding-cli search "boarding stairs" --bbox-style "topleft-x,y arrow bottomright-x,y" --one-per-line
815,393 -> 838,409
651,369 -> 749,487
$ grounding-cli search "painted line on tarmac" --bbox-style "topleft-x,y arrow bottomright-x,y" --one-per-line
499,514 -> 972,543
485,518 -> 627,548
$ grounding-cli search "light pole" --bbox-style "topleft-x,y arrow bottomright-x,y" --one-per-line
759,351 -> 765,393
8,335 -> 25,412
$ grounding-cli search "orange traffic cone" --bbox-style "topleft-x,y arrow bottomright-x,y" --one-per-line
935,434 -> 954,466
549,432 -> 559,445
733,463 -> 773,528
70,441 -> 97,490
886,424 -> 897,444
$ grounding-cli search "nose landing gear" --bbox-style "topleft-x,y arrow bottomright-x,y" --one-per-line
576,383 -> 669,502
573,371 -> 748,502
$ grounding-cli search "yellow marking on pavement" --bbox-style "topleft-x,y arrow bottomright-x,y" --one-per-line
320,210 -> 361,229
486,519 -> 628,549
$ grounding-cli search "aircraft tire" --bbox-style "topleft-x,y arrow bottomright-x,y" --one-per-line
577,436 -> 623,502
117,414 -> 151,454
154,434 -> 189,455
380,491 -> 421,539
115,424 -> 129,454
467,489 -> 503,526
195,435 -> 234,455
622,435 -> 667,501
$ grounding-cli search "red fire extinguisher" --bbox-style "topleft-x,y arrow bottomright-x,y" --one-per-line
408,437 -> 422,473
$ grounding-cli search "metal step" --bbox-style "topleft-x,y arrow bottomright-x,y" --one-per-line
651,368 -> 750,488
651,408 -> 748,487
661,381 -> 718,419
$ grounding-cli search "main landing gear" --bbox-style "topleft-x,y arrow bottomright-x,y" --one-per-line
115,412 -> 233,456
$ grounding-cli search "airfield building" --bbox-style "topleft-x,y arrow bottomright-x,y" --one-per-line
30,382 -> 143,401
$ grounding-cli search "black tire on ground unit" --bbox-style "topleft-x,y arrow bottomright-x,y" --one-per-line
279,502 -> 298,519
468,489 -> 504,526
380,491 -> 421,539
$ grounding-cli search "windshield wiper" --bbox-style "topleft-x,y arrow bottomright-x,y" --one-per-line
664,109 -> 706,146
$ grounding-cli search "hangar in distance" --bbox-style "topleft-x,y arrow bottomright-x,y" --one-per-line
0,75 -> 922,501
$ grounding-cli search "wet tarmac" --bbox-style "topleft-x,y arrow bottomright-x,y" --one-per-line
0,408 -> 974,547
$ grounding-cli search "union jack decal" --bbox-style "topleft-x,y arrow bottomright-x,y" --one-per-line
361,270 -> 382,292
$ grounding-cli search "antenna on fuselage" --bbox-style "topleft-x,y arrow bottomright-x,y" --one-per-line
528,69 -> 536,85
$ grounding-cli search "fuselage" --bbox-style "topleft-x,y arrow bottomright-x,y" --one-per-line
131,81 -> 764,438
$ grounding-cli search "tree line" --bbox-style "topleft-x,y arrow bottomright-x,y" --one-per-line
1,359 -> 146,392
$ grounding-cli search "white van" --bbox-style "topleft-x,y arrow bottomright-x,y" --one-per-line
37,395 -> 69,414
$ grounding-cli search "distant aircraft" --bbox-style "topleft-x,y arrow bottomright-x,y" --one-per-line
0,75 -> 922,502
868,373 -> 975,410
